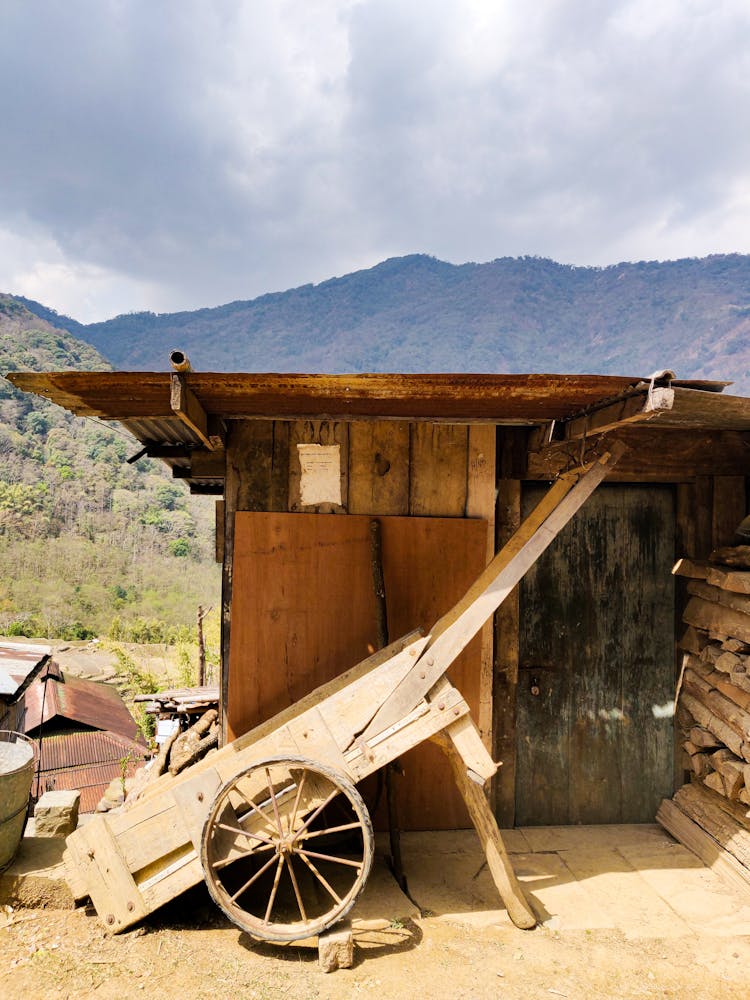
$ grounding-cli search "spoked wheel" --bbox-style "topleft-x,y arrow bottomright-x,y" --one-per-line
201,756 -> 374,942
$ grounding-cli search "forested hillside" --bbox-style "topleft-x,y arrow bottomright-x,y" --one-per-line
0,296 -> 219,641
17,253 -> 750,393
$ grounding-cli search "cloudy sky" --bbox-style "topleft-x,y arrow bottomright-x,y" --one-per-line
1,0 -> 749,322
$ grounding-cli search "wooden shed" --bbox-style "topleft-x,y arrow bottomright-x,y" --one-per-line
10,369 -> 750,831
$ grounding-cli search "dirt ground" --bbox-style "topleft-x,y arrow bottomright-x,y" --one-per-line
2,827 -> 749,1000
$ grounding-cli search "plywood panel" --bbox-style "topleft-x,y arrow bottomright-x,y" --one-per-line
227,512 -> 487,828
516,485 -> 675,825
379,516 -> 487,829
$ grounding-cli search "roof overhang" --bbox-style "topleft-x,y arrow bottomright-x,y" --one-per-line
6,369 -> 749,492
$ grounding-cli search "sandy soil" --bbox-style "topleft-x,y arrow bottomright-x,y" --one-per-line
1,852 -> 748,1000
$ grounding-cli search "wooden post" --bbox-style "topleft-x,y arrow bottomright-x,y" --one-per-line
712,476 -> 747,548
197,605 -> 207,687
435,724 -> 537,930
467,425 -> 497,753
494,478 -> 521,826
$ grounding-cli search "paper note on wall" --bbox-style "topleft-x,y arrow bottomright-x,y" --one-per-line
297,444 -> 342,506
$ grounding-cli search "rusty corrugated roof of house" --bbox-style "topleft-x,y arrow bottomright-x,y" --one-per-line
32,731 -> 148,813
0,641 -> 51,699
35,728 -> 144,770
23,669 -> 141,743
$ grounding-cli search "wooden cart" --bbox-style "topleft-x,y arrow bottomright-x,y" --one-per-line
64,447 -> 623,942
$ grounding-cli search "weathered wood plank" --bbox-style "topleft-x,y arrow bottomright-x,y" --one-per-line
712,476 -> 746,549
435,728 -> 537,929
466,424 -> 497,751
215,500 -> 225,563
170,373 -> 221,450
529,387 -> 674,450
73,817 -> 149,931
409,424 -> 468,516
527,430 -> 750,481
656,798 -> 750,902
493,478 -> 521,828
348,421 -> 409,514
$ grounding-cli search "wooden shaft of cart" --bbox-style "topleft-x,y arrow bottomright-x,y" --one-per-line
63,444 -> 624,935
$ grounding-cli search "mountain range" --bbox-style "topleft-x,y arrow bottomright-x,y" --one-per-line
14,253 -> 750,393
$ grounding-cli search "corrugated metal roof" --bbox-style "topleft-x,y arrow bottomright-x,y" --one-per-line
23,670 -> 141,742
0,642 -> 51,699
32,732 -> 148,813
35,729 -> 145,770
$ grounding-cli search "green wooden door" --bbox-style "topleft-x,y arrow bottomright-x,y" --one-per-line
516,485 -> 675,825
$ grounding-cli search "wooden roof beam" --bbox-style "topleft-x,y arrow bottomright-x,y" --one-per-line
529,387 -> 674,452
171,450 -> 226,481
170,374 -> 224,450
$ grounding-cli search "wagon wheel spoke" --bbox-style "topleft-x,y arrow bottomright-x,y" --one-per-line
296,821 -> 363,841
228,852 -> 278,903
214,822 -> 274,847
264,855 -> 286,923
285,855 -> 307,922
212,841 -> 276,871
239,792 -> 277,833
289,769 -> 307,833
290,788 -> 340,840
265,766 -> 285,836
295,848 -> 363,869
296,849 -> 342,904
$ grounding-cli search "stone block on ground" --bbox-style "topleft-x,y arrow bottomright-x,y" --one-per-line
318,920 -> 354,972
34,790 -> 80,838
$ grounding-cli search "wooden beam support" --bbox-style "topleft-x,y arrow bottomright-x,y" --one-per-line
189,483 -> 224,496
466,425 -> 497,752
529,387 -> 673,452
494,478 -> 521,827
170,373 -> 223,450
435,721 -> 537,929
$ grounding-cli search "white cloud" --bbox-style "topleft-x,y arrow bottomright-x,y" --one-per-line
0,0 -> 749,319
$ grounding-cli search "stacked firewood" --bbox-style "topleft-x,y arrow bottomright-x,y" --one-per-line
95,708 -> 219,813
657,546 -> 750,894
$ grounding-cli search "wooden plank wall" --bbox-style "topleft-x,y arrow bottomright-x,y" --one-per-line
221,418 -> 496,827
222,420 -> 748,828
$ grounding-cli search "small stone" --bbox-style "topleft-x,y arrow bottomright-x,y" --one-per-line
34,790 -> 80,838
318,921 -> 354,973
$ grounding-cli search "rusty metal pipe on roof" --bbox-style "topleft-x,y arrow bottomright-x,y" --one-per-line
169,350 -> 192,373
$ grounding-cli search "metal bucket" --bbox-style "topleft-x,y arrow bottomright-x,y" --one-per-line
0,731 -> 35,871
